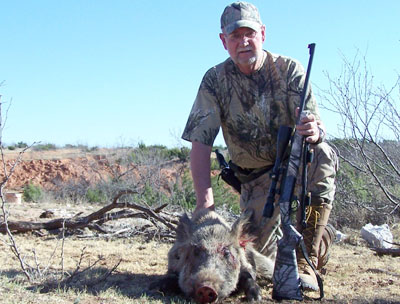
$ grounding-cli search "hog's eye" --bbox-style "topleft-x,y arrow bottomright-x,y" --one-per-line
193,246 -> 201,257
222,247 -> 231,259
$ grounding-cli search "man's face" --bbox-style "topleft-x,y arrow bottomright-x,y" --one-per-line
219,26 -> 266,74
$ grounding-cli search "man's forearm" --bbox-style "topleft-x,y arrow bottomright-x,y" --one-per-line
190,141 -> 215,211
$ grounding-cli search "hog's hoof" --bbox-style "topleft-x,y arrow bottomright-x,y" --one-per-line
245,283 -> 261,302
239,271 -> 262,302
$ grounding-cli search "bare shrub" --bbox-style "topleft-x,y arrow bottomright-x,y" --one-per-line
318,51 -> 400,228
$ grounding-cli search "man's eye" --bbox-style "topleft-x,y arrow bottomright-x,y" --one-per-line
230,33 -> 241,40
245,31 -> 256,38
228,31 -> 256,41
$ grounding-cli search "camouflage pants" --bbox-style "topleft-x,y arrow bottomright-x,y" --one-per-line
239,142 -> 338,260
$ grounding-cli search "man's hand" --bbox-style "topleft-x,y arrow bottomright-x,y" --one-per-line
295,108 -> 324,144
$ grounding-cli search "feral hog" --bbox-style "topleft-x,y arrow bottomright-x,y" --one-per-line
153,209 -> 274,303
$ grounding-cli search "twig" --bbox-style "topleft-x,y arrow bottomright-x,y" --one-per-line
32,249 -> 42,277
85,259 -> 122,288
65,246 -> 87,283
60,218 -> 66,280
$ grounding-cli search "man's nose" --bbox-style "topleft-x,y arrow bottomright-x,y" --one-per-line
239,36 -> 250,46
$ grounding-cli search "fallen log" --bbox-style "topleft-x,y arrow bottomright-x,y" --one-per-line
0,190 -> 178,234
370,247 -> 400,257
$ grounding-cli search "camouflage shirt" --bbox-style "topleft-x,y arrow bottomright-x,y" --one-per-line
182,50 -> 320,169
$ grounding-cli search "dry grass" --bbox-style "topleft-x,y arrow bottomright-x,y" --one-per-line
0,234 -> 173,304
1,224 -> 399,304
1,188 -> 399,304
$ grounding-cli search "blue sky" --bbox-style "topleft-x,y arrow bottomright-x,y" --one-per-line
1,0 -> 399,148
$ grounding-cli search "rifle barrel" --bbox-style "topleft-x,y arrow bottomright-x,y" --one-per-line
296,43 -> 316,125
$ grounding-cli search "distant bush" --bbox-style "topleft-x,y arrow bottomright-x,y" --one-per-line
165,147 -> 190,161
23,183 -> 43,203
211,175 -> 240,214
142,182 -> 168,206
131,143 -> 190,164
328,138 -> 400,229
16,142 -> 28,148
169,170 -> 196,210
213,144 -> 227,151
64,144 -> 87,149
33,143 -> 57,151
210,157 -> 220,170
166,168 -> 240,213
86,188 -> 107,203
63,144 -> 99,152
6,142 -> 28,150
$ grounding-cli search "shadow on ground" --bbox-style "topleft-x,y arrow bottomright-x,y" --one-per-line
1,268 -> 190,303
3,269 -> 400,304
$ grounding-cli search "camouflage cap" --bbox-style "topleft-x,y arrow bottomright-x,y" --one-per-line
220,2 -> 262,34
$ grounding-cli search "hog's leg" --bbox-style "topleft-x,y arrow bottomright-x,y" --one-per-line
237,270 -> 261,301
149,272 -> 181,294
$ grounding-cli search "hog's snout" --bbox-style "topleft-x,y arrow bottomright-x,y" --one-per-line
196,285 -> 218,303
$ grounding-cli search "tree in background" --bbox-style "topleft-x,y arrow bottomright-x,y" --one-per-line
319,51 -> 400,228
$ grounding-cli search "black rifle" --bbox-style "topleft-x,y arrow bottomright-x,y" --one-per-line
214,149 -> 241,194
263,43 -> 320,301
262,125 -> 292,218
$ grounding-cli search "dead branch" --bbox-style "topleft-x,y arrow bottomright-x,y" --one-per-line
370,247 -> 400,257
384,239 -> 400,247
0,95 -> 37,281
0,190 -> 178,234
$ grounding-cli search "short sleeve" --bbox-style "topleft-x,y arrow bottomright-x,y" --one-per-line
181,68 -> 222,146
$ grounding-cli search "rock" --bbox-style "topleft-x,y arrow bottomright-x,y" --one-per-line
361,223 -> 393,248
39,210 -> 55,218
4,192 -> 22,204
335,230 -> 347,242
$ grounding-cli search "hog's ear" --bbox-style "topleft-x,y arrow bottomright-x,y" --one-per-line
231,209 -> 255,248
231,209 -> 253,240
175,213 -> 193,242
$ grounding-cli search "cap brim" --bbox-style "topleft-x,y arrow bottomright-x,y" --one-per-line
223,20 -> 261,34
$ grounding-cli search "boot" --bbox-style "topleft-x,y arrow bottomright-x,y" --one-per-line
297,199 -> 335,291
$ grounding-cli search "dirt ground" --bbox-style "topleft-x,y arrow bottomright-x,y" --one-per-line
1,148 -> 400,303
1,212 -> 399,304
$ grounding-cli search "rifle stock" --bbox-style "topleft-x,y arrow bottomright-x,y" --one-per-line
272,131 -> 304,301
265,43 -> 316,301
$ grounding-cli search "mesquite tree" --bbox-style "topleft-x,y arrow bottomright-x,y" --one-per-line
318,52 -> 400,227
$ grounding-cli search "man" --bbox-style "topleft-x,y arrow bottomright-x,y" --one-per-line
182,1 -> 338,292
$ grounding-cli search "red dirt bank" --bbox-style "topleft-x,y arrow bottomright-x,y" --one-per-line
0,148 -> 184,193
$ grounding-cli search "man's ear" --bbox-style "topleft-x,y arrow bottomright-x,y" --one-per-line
219,33 -> 228,50
260,25 -> 266,43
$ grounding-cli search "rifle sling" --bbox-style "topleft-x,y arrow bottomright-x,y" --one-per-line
299,238 -> 324,300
